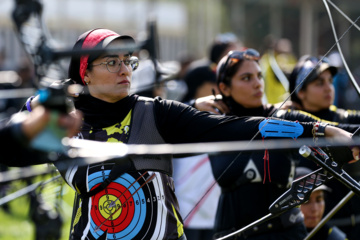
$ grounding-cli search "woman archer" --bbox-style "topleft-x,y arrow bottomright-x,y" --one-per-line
20,30 -> 360,240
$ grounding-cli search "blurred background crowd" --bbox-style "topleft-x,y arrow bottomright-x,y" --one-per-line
1,0 -> 360,116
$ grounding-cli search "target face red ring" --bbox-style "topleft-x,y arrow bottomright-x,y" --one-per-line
88,171 -> 147,239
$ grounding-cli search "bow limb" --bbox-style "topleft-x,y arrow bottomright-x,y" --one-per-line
323,0 -> 360,96
215,213 -> 276,240
214,2 -> 360,238
322,0 -> 360,141
327,0 -> 360,32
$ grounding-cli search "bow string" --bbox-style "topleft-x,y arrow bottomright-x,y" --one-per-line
214,1 -> 360,239
5,1 -> 360,240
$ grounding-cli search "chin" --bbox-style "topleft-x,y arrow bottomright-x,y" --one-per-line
323,103 -> 332,109
306,222 -> 317,229
117,88 -> 130,95
252,102 -> 263,108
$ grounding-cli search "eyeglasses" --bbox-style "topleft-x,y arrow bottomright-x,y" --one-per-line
218,49 -> 260,84
91,56 -> 139,72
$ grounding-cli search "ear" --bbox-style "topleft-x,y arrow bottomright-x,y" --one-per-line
218,82 -> 231,97
84,69 -> 91,84
297,89 -> 305,101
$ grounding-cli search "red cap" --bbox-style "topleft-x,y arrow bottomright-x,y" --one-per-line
68,28 -> 135,85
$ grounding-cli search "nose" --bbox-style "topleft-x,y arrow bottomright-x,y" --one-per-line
308,201 -> 321,211
324,80 -> 333,91
323,76 -> 334,90
254,76 -> 263,88
118,61 -> 131,75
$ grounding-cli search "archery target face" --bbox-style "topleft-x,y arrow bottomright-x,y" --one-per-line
88,171 -> 148,239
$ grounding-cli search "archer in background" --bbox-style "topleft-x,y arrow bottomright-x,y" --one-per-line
284,55 -> 360,240
193,49 -> 360,240
296,167 -> 347,240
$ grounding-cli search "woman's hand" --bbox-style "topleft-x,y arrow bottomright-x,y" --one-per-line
194,95 -> 229,115
22,106 -> 82,140
59,110 -> 83,138
325,125 -> 360,163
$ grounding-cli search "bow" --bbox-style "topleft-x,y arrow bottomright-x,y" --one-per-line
213,1 -> 360,239
216,145 -> 360,240
323,0 -> 360,96
4,1 -> 360,240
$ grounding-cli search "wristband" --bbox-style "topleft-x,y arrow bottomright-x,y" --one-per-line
26,96 -> 35,112
312,122 -> 328,142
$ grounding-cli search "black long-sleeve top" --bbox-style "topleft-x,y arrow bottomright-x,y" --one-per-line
209,99 -> 359,238
0,123 -> 47,166
63,94 -> 317,240
0,93 -> 320,240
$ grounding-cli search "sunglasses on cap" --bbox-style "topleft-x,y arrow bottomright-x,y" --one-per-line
294,56 -> 332,94
218,49 -> 260,84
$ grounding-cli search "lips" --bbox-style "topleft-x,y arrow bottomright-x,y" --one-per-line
118,80 -> 130,84
307,216 -> 321,223
254,91 -> 263,97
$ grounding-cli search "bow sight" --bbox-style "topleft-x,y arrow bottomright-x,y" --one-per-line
216,145 -> 360,240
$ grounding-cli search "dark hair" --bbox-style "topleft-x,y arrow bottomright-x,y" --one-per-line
181,64 -> 216,102
218,60 -> 244,87
210,42 -> 236,64
68,30 -> 91,85
209,33 -> 239,64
